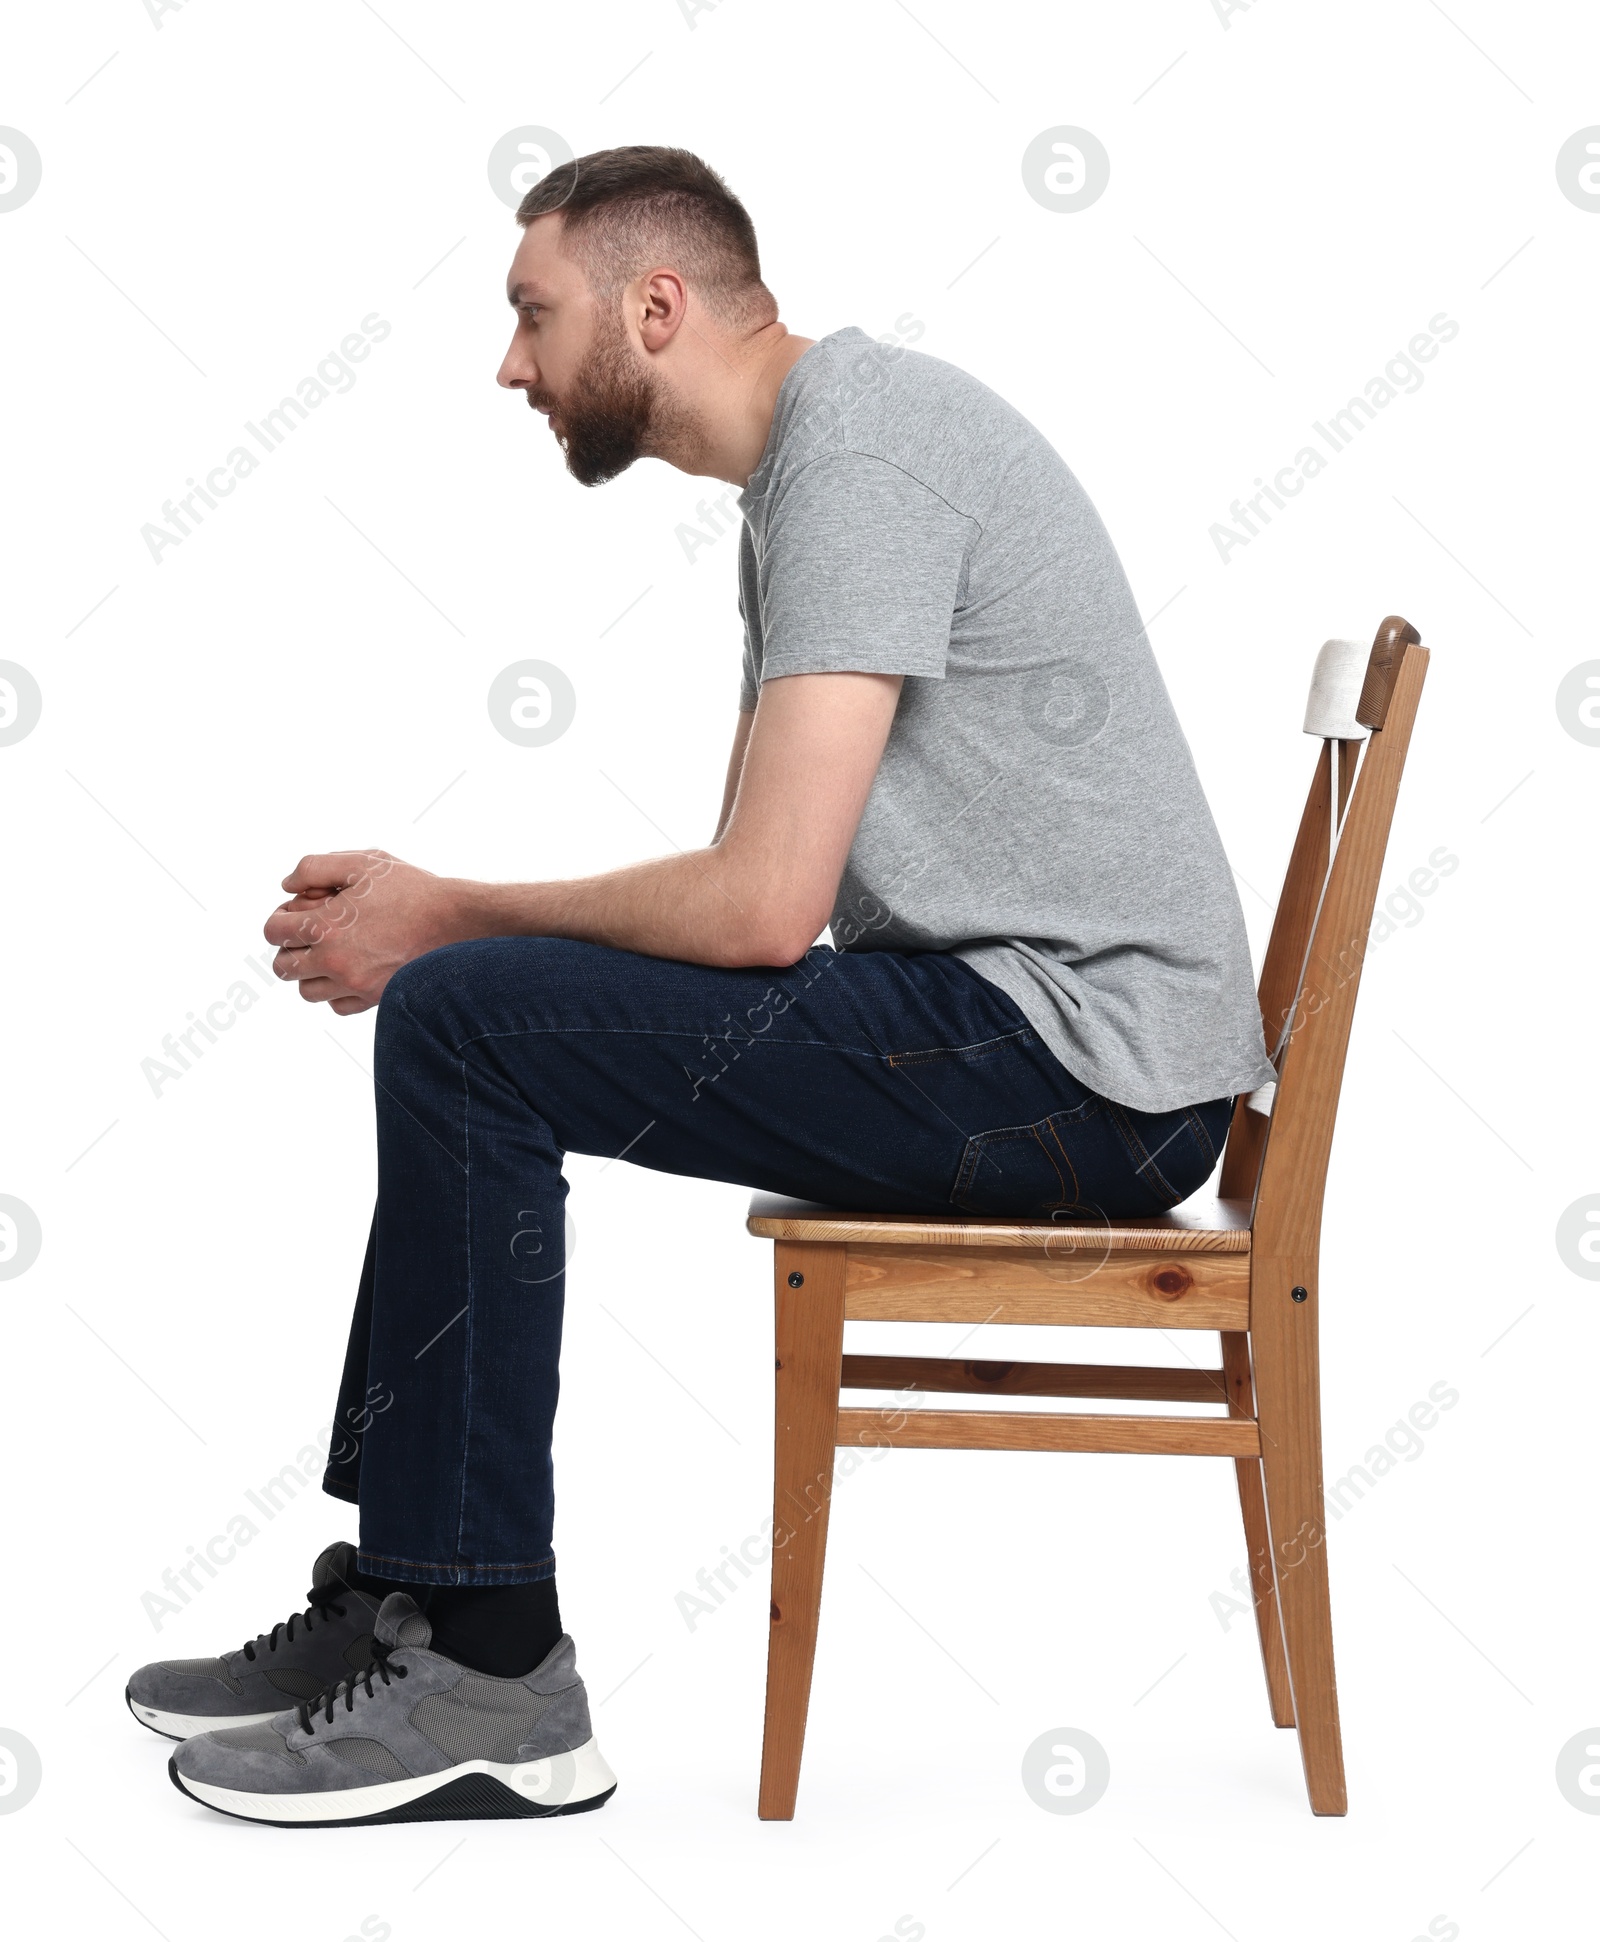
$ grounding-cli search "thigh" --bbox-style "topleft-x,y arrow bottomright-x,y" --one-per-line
378,938 -> 1033,1213
377,938 -> 1225,1217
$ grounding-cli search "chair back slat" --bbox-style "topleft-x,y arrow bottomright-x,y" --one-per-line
1217,742 -> 1336,1198
1250,635 -> 1429,1260
1219,619 -> 1427,1211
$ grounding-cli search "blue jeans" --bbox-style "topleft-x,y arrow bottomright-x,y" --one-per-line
322,938 -> 1231,1585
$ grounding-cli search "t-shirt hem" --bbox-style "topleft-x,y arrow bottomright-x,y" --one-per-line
756,650 -> 947,683
957,949 -> 1275,1115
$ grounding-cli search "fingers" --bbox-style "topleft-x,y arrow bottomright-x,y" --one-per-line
271,939 -> 375,1012
264,848 -> 398,1013
264,893 -> 362,951
281,849 -> 392,895
284,964 -> 366,1009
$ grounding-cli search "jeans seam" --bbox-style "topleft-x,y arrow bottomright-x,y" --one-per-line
1182,1105 -> 1217,1171
454,1044 -> 476,1570
1105,1102 -> 1179,1202
953,1109 -> 1091,1211
1040,1117 -> 1083,1208
450,1024 -> 905,1062
356,1547 -> 556,1574
886,1028 -> 1035,1069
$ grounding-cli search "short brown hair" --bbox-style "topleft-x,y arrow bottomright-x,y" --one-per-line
517,145 -> 775,328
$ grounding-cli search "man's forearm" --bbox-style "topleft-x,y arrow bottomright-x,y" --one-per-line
448,846 -> 817,970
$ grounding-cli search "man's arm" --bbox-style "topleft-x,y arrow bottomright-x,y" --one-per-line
265,672 -> 901,1013
713,708 -> 754,843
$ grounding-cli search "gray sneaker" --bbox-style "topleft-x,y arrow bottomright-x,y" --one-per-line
168,1593 -> 617,1825
127,1541 -> 381,1741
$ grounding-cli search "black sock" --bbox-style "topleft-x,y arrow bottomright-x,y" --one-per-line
424,1580 -> 563,1678
341,1560 -> 428,1614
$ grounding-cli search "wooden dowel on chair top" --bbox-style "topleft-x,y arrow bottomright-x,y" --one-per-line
1356,615 -> 1420,731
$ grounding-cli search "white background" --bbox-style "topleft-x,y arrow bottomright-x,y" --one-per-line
1,0 -> 1594,1936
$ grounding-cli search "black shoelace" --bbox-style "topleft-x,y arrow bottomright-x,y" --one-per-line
240,1590 -> 348,1663
296,1638 -> 408,1735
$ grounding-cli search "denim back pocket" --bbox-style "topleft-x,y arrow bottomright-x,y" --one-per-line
951,1106 -> 1099,1217
951,1099 -> 1222,1219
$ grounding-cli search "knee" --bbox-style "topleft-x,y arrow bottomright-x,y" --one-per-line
376,936 -> 587,1049
376,940 -> 497,1048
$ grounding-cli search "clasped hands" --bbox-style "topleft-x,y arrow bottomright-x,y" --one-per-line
263,851 -> 475,1015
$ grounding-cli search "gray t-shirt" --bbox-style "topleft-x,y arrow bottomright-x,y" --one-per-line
736,326 -> 1273,1114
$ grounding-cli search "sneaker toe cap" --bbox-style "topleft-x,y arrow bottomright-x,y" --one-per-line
128,1657 -> 243,1715
174,1721 -> 308,1792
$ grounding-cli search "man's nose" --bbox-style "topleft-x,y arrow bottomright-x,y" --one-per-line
496,340 -> 536,390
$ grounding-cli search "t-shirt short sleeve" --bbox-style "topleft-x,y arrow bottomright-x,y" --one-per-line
747,452 -> 973,687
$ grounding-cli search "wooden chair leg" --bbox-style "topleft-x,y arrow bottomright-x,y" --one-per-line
1221,1331 -> 1295,1727
1251,1262 -> 1347,1814
758,1240 -> 847,1820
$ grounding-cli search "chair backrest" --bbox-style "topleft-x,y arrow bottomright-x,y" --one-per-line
1218,616 -> 1430,1260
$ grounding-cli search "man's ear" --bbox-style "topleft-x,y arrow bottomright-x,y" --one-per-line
636,268 -> 689,352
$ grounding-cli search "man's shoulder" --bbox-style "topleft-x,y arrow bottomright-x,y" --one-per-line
778,328 -> 1047,504
798,327 -> 1024,426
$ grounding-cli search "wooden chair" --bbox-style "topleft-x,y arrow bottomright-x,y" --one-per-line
746,616 -> 1429,1819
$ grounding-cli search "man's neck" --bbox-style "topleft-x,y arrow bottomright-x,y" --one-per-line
659,322 -> 817,488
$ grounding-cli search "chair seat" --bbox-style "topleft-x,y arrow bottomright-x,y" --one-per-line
746,1191 -> 1253,1253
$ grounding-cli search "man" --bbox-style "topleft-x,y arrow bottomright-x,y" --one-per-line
132,146 -> 1273,1825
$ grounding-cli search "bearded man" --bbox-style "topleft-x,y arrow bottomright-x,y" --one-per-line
131,146 -> 1271,1826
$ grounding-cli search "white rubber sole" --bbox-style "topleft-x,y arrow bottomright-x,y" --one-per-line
171,1735 -> 618,1825
129,1694 -> 282,1741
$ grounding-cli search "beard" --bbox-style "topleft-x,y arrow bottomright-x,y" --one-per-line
530,310 -> 661,488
